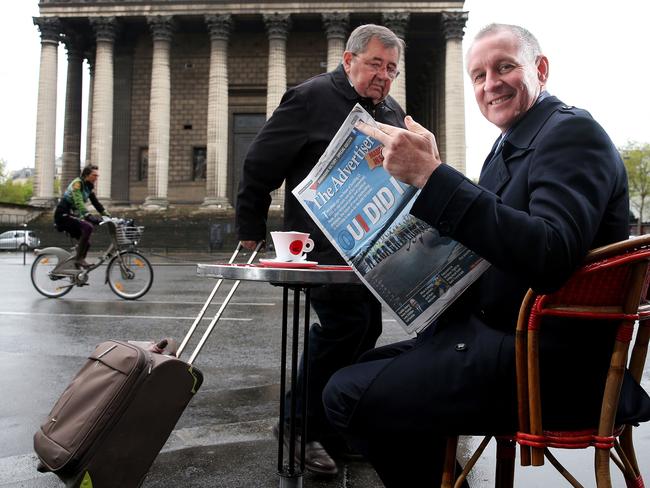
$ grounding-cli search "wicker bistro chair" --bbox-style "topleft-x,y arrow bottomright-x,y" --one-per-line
442,235 -> 650,488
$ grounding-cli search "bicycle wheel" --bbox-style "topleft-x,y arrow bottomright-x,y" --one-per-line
31,253 -> 74,298
107,251 -> 154,300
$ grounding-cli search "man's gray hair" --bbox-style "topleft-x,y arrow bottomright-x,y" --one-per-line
470,23 -> 542,64
345,24 -> 404,61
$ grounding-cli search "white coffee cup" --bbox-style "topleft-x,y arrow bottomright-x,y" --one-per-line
270,231 -> 314,262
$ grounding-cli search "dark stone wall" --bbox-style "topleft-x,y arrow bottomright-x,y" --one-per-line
6,209 -> 283,253
112,41 -> 134,204
126,23 -> 327,204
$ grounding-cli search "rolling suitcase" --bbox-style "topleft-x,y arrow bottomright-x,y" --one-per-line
33,243 -> 261,488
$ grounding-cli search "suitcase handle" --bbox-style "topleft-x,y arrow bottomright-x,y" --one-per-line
177,241 -> 263,363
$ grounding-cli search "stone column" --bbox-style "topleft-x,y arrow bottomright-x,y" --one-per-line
263,13 -> 290,119
84,49 -> 95,165
263,14 -> 291,207
203,14 -> 232,209
61,32 -> 84,191
382,12 -> 409,109
31,17 -> 61,207
442,11 -> 468,174
322,13 -> 348,72
143,16 -> 174,210
90,17 -> 117,200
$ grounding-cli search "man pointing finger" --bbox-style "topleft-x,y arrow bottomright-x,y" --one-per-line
356,116 -> 440,188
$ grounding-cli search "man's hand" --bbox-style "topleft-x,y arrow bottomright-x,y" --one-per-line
84,214 -> 102,226
356,116 -> 442,189
240,240 -> 264,251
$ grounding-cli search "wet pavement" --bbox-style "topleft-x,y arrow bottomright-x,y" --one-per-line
0,250 -> 648,487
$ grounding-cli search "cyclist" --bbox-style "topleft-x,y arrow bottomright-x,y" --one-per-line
54,164 -> 110,268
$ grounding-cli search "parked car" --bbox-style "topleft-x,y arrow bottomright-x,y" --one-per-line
0,230 -> 40,251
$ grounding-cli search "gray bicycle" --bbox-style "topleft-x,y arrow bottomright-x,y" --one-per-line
30,217 -> 154,300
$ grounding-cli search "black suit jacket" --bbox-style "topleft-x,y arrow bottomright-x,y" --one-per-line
236,65 -> 406,264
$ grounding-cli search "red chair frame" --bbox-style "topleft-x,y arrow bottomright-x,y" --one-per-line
442,235 -> 650,488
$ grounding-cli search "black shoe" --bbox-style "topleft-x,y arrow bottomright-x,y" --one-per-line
320,436 -> 365,461
273,423 -> 338,476
330,444 -> 365,462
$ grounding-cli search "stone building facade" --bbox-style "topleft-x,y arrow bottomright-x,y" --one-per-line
31,0 -> 468,210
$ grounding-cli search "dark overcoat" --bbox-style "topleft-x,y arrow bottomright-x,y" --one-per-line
349,96 -> 650,436
236,64 -> 406,264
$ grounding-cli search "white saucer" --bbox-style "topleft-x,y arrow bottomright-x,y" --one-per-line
259,258 -> 318,269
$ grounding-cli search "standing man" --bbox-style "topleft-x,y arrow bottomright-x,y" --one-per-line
54,164 -> 110,268
236,24 -> 406,475
323,23 -> 650,486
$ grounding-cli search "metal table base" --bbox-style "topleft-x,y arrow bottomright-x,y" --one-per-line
197,263 -> 359,487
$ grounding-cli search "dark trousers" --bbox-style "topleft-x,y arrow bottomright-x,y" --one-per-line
54,210 -> 94,258
286,284 -> 382,443
322,317 -> 518,487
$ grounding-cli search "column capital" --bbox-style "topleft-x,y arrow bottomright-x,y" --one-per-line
382,12 -> 410,39
147,15 -> 175,42
85,46 -> 96,74
441,11 -> 468,41
33,17 -> 62,44
90,17 -> 118,43
322,13 -> 349,41
205,14 -> 232,41
61,31 -> 84,59
263,13 -> 291,40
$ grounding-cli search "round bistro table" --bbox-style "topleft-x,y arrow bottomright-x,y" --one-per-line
196,262 -> 360,488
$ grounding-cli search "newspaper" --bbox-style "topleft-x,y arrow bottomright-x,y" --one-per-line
292,104 -> 490,335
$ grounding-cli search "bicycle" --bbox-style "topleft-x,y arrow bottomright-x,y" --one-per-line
30,217 -> 154,300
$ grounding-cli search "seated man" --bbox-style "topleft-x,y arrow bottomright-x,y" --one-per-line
54,164 -> 109,268
322,23 -> 650,486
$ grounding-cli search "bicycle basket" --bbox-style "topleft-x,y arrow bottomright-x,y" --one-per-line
116,224 -> 144,246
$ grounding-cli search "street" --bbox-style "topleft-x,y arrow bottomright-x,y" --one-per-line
0,250 -> 396,487
0,251 -> 648,487
0,254 -> 285,457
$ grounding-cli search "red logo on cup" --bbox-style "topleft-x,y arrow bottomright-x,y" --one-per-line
289,240 -> 303,255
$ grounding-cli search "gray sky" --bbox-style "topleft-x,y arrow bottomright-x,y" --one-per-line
1,1 -> 648,179
462,0 -> 650,177
0,1 -> 41,173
